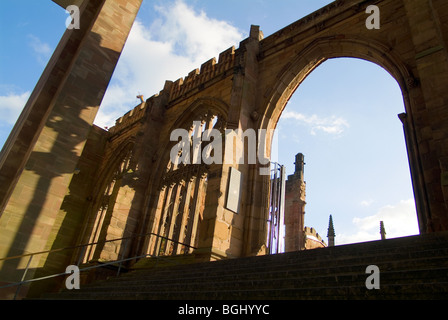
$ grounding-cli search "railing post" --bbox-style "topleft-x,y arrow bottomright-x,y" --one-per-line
117,238 -> 129,276
13,255 -> 33,300
76,245 -> 87,266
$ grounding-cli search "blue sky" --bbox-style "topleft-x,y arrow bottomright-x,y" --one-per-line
0,0 -> 419,246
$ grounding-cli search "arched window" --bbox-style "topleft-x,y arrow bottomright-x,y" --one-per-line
147,110 -> 226,256
83,146 -> 135,263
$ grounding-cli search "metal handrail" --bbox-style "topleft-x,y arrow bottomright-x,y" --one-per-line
0,253 -> 154,290
0,232 -> 195,262
0,232 -> 197,299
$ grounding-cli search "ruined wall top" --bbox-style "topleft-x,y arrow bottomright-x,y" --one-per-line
106,44 -> 237,135
168,46 -> 236,102
106,0 -> 364,137
304,226 -> 325,244
108,101 -> 148,135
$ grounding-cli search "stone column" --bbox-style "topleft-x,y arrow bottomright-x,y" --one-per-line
0,0 -> 142,297
175,176 -> 194,255
284,153 -> 306,252
403,0 -> 448,231
194,26 -> 266,260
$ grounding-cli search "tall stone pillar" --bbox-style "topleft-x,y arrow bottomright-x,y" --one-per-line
0,0 -> 142,298
195,26 -> 266,260
403,0 -> 448,232
284,153 -> 306,252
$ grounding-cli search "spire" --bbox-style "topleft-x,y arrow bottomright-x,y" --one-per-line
380,221 -> 386,240
327,215 -> 335,247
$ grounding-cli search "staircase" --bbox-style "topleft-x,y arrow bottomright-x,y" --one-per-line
42,232 -> 448,300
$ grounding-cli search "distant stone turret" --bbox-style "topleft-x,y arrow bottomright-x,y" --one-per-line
294,153 -> 305,182
284,153 -> 306,252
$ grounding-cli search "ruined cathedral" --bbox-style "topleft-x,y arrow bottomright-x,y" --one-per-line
1,0 -> 448,300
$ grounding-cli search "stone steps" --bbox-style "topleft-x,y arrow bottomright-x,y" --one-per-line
45,281 -> 448,300
84,249 -> 447,288
118,237 -> 448,278
56,266 -> 448,297
41,232 -> 448,300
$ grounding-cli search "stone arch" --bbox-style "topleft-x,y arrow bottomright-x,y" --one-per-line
170,97 -> 230,131
260,36 -> 416,133
149,97 -> 230,192
91,140 -> 136,205
256,35 -> 428,240
143,97 -> 230,257
80,139 -> 136,263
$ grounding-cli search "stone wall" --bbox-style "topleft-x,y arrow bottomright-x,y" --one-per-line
304,227 -> 326,250
1,0 -> 448,298
0,0 -> 143,298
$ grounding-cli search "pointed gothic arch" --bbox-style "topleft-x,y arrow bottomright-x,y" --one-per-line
80,139 -> 136,263
143,97 -> 230,257
256,36 -> 429,237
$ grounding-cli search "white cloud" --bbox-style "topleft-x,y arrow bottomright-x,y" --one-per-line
28,35 -> 52,65
282,110 -> 349,136
337,199 -> 419,245
94,0 -> 244,128
0,91 -> 30,125
152,0 -> 243,61
360,199 -> 374,207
